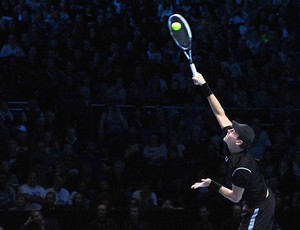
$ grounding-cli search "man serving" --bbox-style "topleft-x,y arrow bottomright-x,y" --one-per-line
191,72 -> 275,230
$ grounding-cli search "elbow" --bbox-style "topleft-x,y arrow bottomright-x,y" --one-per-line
232,198 -> 241,203
231,195 -> 242,203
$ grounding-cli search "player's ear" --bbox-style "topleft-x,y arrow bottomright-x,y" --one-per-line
236,139 -> 243,146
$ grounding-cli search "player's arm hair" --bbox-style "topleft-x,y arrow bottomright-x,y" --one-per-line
193,72 -> 232,128
210,181 -> 244,203
206,93 -> 232,129
218,184 -> 244,203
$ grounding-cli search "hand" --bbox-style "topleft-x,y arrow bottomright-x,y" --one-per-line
191,178 -> 211,189
192,72 -> 206,86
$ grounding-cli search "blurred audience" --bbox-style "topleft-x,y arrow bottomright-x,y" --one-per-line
0,0 -> 299,229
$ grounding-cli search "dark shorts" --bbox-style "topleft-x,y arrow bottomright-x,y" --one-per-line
239,190 -> 275,230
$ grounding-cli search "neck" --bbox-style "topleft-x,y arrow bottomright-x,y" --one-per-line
229,147 -> 245,155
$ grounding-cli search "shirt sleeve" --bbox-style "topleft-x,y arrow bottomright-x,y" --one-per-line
232,167 -> 252,188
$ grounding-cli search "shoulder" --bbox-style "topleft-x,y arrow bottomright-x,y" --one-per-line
60,188 -> 70,195
232,166 -> 252,178
232,153 -> 253,175
19,184 -> 29,191
35,185 -> 46,191
132,190 -> 140,197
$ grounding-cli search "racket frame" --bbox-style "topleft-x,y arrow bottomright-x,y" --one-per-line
168,14 -> 198,82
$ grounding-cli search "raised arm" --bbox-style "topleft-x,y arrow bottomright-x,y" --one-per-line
191,72 -> 245,203
192,72 -> 232,129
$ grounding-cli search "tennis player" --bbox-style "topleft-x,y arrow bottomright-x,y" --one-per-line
191,72 -> 275,230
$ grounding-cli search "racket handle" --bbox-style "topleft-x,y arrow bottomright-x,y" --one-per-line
190,63 -> 199,85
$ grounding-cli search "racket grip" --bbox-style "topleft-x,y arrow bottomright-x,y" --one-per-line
190,63 -> 199,85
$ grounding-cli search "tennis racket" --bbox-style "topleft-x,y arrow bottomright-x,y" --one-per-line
168,14 -> 198,84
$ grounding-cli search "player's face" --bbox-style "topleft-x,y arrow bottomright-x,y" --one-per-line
223,128 -> 239,147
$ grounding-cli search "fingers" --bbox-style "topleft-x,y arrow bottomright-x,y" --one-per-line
191,184 -> 198,189
192,72 -> 206,86
191,182 -> 202,189
191,178 -> 211,189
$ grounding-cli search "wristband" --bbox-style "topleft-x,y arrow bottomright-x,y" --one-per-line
209,180 -> 222,191
201,83 -> 213,97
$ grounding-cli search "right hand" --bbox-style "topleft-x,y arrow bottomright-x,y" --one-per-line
191,178 -> 211,189
192,72 -> 206,86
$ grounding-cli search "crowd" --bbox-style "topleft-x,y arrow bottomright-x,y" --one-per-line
0,0 -> 300,229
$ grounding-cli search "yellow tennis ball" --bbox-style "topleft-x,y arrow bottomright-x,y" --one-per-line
171,22 -> 181,31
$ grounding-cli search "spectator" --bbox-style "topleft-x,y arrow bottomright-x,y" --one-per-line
171,62 -> 192,91
43,130 -> 61,158
86,202 -> 118,230
18,171 -> 46,210
8,193 -> 26,211
160,146 -> 185,204
109,77 -> 127,105
46,175 -> 71,208
98,103 -> 128,153
145,78 -> 165,105
249,118 -> 272,160
0,34 -> 25,58
42,191 -> 57,213
0,100 -> 15,137
18,209 -> 60,230
70,180 -> 92,211
131,181 -> 158,211
5,139 -> 22,171
0,172 -> 16,210
145,41 -> 163,65
0,160 -> 20,191
70,192 -> 89,211
121,204 -> 151,230
106,159 -> 132,208
0,0 -> 298,228
170,116 -> 191,146
60,127 -> 80,155
191,205 -> 218,230
165,79 -> 189,105
94,179 -> 115,210
142,132 -> 168,180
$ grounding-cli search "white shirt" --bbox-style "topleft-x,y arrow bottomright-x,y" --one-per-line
46,187 -> 71,205
143,144 -> 168,165
0,43 -> 25,57
132,190 -> 158,206
19,184 -> 46,210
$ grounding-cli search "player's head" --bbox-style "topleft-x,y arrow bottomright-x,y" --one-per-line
224,121 -> 255,151
232,120 -> 255,149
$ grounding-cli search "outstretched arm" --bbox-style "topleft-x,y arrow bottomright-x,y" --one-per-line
191,179 -> 244,203
190,72 -> 245,203
192,73 -> 232,129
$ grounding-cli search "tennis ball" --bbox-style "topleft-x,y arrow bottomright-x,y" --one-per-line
171,22 -> 181,31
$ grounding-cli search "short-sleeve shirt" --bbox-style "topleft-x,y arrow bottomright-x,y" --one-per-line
227,150 -> 267,207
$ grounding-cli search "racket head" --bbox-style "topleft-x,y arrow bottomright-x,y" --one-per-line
168,14 -> 192,51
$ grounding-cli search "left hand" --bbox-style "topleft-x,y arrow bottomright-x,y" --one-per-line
191,178 -> 211,189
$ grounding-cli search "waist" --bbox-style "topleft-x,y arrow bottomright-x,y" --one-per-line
244,188 -> 270,208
